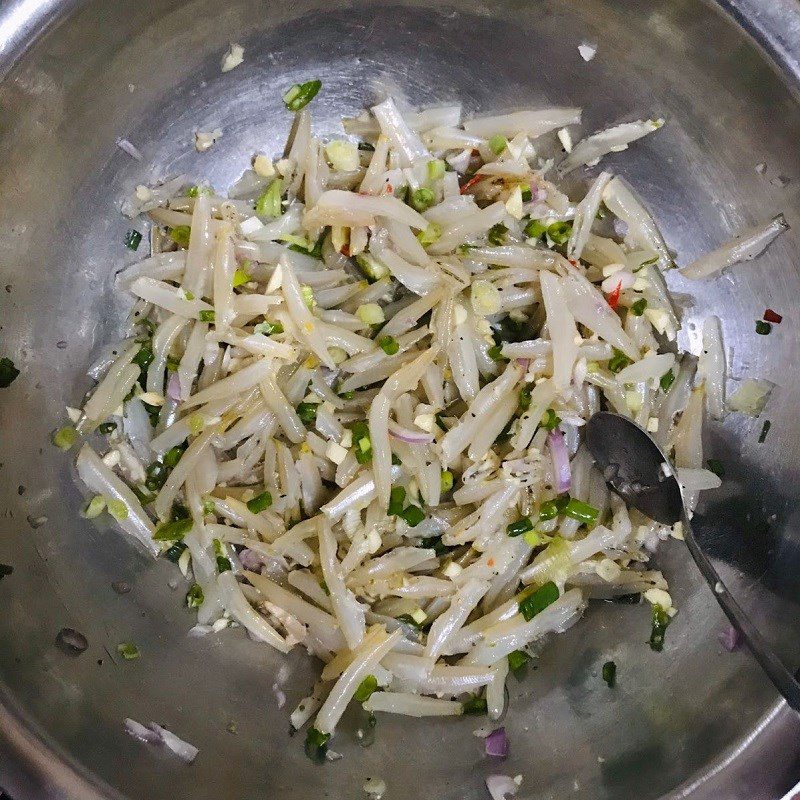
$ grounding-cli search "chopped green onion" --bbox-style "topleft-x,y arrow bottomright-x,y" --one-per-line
202,497 -> 217,515
82,495 -> 106,519
254,320 -> 284,336
283,79 -> 322,112
462,695 -> 488,715
520,184 -> 532,202
540,408 -> 561,432
519,581 -> 559,622
608,349 -> 633,373
400,505 -> 425,527
352,421 -> 372,464
707,459 -> 725,478
602,660 -> 617,687
132,344 -> 154,371
427,159 -> 446,181
547,220 -> 573,245
186,583 -> 204,608
199,310 -> 215,323
488,135 -> 508,155
564,498 -> 600,524
163,540 -> 187,563
98,422 -> 117,434
246,491 -> 273,514
649,603 -> 671,652
354,675 -> 379,702
758,420 -> 771,443
117,642 -> 140,660
487,222 -> 508,246
144,461 -> 168,491
169,226 -> 191,248
440,470 -> 454,493
153,517 -> 193,541
124,229 -> 143,251
213,538 -> 232,573
537,497 -> 565,522
52,426 -> 78,450
416,223 -> 442,247
410,187 -> 435,212
518,386 -> 532,412
232,268 -> 250,288
507,649 -> 530,674
487,344 -> 505,361
163,446 -> 184,469
186,185 -> 200,198
356,303 -> 385,326
523,530 -> 544,548
630,298 -> 648,316
304,726 -> 331,763
755,319 -> 772,335
255,178 -> 283,218
300,284 -> 315,309
524,218 -> 548,239
165,355 -> 181,372
296,402 -> 318,424
107,499 -> 128,520
379,335 -> 399,355
659,370 -> 675,393
388,486 -> 406,516
507,516 -> 534,537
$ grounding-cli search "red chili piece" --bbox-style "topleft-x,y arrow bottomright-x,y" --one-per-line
764,309 -> 783,324
607,280 -> 622,311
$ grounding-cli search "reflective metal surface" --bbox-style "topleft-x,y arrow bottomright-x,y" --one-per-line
2,1 -> 800,799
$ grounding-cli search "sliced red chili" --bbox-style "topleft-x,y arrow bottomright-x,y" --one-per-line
607,280 -> 622,311
764,309 -> 783,324
460,174 -> 483,194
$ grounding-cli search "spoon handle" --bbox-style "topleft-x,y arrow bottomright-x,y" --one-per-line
683,518 -> 800,712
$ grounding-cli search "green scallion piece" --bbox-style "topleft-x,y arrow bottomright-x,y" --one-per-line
659,370 -> 676,393
608,349 -> 633,373
163,540 -> 187,563
163,446 -> 184,469
487,344 -> 505,362
304,726 -> 330,762
353,675 -> 379,703
117,642 -> 140,660
232,268 -> 250,288
630,298 -> 648,316
186,583 -> 204,608
52,426 -> 78,450
379,335 -> 399,355
488,135 -> 508,155
254,320 -> 284,336
416,222 -> 442,247
169,225 -> 191,248
283,79 -> 322,112
440,470 -> 454,493
563,498 -> 600,524
296,402 -> 318,425
487,222 -> 508,246
107,499 -> 128,520
255,178 -> 284,218
153,517 -> 194,541
649,603 -> 671,652
520,184 -> 532,202
352,421 -> 372,464
755,319 -> 772,335
300,284 -> 315,309
124,229 -> 143,251
132,344 -> 154,371
388,486 -> 406,516
540,408 -> 561,432
246,491 -> 273,514
547,220 -> 573,245
507,649 -> 530,674
518,386 -> 532,412
462,695 -> 488,715
519,581 -> 559,621
507,516 -> 534,537
400,505 -> 425,527
524,218 -> 548,239
410,187 -> 435,212
602,660 -> 617,687
427,159 -> 446,181
199,310 -> 215,323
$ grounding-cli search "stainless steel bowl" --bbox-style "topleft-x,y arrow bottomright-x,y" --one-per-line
2,1 -> 800,798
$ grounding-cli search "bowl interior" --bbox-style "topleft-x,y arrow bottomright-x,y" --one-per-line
2,1 -> 800,798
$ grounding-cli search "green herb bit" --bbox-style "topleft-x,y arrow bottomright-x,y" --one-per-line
487,344 -> 505,362
379,335 -> 399,355
420,535 -> 449,557
153,517 -> 194,541
124,229 -> 143,251
427,159 -> 446,181
547,220 -> 573,245
508,649 -> 530,674
520,184 -> 532,202
518,386 -> 532,412
630,298 -> 648,316
608,349 -> 633,373
416,222 -> 442,247
602,660 -> 617,687
145,462 -> 169,492
540,408 -> 561,431
440,470 -> 454,493
462,695 -> 488,715
524,219 -> 547,239
202,497 -> 217,515
519,581 -> 559,621
755,319 -> 772,335
98,421 -> 117,434
132,344 -> 154,371
649,603 -> 671,651
410,187 -> 435,212
163,540 -> 188,563
82,495 -> 107,519
246,491 -> 273,514
537,498 -> 563,522
563,498 -> 600,524
354,675 -> 379,702
388,486 -> 406,516
300,284 -> 315,309
186,583 -> 204,609
400,505 -> 425,527
283,79 -> 322,112
199,310 -> 216,323
163,446 -> 184,469
165,355 -> 181,372
488,135 -> 508,155
758,420 -> 771,443
52,426 -> 78,451
117,642 -> 140,660
169,225 -> 191,248
296,402 -> 318,425
254,320 -> 284,336
659,369 -> 675,393
232,268 -> 251,288
352,421 -> 372,464
487,222 -> 508,246
507,516 -> 534,537
304,726 -> 331,762
707,459 -> 725,478
255,178 -> 284,218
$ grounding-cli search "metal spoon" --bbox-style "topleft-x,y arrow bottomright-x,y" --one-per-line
585,410 -> 800,712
